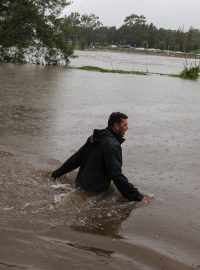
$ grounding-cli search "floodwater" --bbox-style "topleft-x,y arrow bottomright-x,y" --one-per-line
0,51 -> 200,270
70,49 -> 200,74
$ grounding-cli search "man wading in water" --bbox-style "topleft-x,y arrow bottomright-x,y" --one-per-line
51,112 -> 149,203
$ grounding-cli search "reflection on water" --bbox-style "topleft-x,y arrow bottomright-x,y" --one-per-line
0,58 -> 200,269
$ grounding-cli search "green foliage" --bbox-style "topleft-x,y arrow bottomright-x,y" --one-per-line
179,64 -> 200,80
1,5 -> 200,65
71,65 -> 199,81
0,0 -> 73,64
124,14 -> 146,27
192,49 -> 200,54
77,65 -> 147,75
62,13 -> 102,46
63,12 -> 200,54
159,40 -> 166,50
0,47 -> 26,63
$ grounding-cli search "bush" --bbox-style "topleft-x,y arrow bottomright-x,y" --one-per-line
179,64 -> 200,80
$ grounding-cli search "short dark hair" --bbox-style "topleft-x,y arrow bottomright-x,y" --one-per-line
108,112 -> 128,128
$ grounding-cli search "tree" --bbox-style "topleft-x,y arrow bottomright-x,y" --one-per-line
61,12 -> 81,45
60,11 -> 200,53
121,14 -> 148,47
184,27 -> 200,52
79,14 -> 102,46
62,13 -> 103,48
147,23 -> 157,48
175,27 -> 185,52
158,40 -> 166,50
80,14 -> 102,29
124,14 -> 146,27
0,0 -> 73,64
142,40 -> 149,48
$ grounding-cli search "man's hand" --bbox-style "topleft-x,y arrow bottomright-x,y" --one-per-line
141,194 -> 154,204
46,171 -> 54,178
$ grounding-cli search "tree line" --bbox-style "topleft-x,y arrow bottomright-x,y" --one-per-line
1,1 -> 200,65
63,12 -> 200,53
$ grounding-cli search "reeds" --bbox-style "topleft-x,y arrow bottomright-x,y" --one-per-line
179,57 -> 200,80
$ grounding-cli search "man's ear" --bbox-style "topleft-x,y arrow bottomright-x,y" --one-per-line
114,123 -> 119,131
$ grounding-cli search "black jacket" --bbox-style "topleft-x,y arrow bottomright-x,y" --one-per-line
51,128 -> 144,202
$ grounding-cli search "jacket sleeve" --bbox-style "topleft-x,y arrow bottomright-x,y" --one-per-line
51,139 -> 90,178
102,140 -> 144,202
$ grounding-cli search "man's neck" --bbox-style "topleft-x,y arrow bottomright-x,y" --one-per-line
107,127 -> 125,144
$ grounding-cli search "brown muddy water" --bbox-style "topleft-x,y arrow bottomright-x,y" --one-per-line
0,52 -> 200,270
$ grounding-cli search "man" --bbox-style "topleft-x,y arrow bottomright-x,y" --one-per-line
51,112 -> 149,203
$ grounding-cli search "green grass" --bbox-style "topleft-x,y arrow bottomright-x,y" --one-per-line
69,65 -> 200,80
77,65 -> 147,75
192,49 -> 200,55
179,65 -> 200,80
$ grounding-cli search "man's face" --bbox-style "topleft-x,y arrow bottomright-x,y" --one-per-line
113,118 -> 128,137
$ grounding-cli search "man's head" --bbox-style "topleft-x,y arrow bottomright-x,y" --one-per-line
108,112 -> 128,137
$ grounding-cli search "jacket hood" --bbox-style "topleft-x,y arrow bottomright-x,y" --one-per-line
90,127 -> 125,145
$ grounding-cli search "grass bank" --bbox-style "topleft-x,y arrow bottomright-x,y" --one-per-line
70,65 -> 200,80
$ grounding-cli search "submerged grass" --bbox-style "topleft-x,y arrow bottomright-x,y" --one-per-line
70,65 -> 200,80
179,65 -> 200,80
78,65 -> 147,75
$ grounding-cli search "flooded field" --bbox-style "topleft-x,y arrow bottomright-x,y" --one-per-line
70,50 -> 199,74
0,51 -> 200,269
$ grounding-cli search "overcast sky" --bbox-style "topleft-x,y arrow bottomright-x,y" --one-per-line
65,0 -> 200,30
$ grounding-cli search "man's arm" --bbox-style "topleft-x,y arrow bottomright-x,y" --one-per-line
103,140 -> 144,202
51,139 -> 90,178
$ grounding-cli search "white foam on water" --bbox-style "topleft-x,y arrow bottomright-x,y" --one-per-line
53,193 -> 68,204
148,193 -> 155,199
